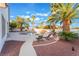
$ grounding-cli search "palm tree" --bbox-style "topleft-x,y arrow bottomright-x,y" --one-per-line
39,22 -> 44,28
31,15 -> 36,31
50,3 -> 79,32
47,16 -> 57,32
26,18 -> 31,22
25,18 -> 31,30
16,16 -> 24,31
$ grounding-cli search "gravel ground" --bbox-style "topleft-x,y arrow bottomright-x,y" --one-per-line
33,39 -> 79,56
0,40 -> 24,56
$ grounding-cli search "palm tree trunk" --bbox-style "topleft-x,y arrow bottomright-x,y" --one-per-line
20,23 -> 22,31
63,19 -> 70,32
50,23 -> 56,32
32,22 -> 34,32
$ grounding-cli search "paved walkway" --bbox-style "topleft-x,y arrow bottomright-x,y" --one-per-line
7,32 -> 37,56
19,33 -> 37,56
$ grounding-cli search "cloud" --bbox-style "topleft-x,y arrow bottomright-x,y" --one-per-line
10,16 -> 14,18
33,17 -> 40,23
31,13 -> 36,16
35,13 -> 49,16
35,17 -> 40,21
24,16 -> 30,18
26,11 -> 30,14
19,15 -> 30,18
40,18 -> 44,20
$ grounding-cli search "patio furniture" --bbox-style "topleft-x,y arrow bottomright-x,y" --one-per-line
36,35 -> 44,41
36,31 -> 57,41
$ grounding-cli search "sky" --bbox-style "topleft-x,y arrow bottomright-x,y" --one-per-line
9,3 -> 51,26
9,3 -> 79,28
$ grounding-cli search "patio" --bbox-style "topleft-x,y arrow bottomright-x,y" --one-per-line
0,33 -> 79,56
0,32 -> 37,56
0,30 -> 60,56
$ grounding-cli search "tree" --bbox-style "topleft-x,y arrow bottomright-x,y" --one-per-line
31,15 -> 36,31
50,3 -> 79,32
25,18 -> 30,30
43,25 -> 50,29
16,16 -> 24,31
39,22 -> 44,29
9,20 -> 17,31
47,16 -> 57,32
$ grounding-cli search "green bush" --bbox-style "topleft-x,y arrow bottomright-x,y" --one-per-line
9,21 -> 17,31
58,31 -> 79,41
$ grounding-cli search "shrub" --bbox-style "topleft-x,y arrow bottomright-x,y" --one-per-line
9,21 -> 17,31
58,31 -> 79,41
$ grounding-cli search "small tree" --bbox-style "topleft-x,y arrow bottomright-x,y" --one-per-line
16,16 -> 24,31
25,18 -> 31,30
9,20 -> 17,31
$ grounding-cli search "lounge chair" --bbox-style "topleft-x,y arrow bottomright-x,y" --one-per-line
36,32 -> 57,41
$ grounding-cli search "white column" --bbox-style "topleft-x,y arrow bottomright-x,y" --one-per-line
2,7 -> 8,36
0,10 -> 3,52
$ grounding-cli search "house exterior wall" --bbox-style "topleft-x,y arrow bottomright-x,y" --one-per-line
0,3 -> 7,8
0,4 -> 9,52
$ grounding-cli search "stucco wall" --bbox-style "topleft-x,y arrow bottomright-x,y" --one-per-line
0,7 -> 8,52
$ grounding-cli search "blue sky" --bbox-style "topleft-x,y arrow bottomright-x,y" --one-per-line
9,3 -> 51,26
9,3 -> 79,28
